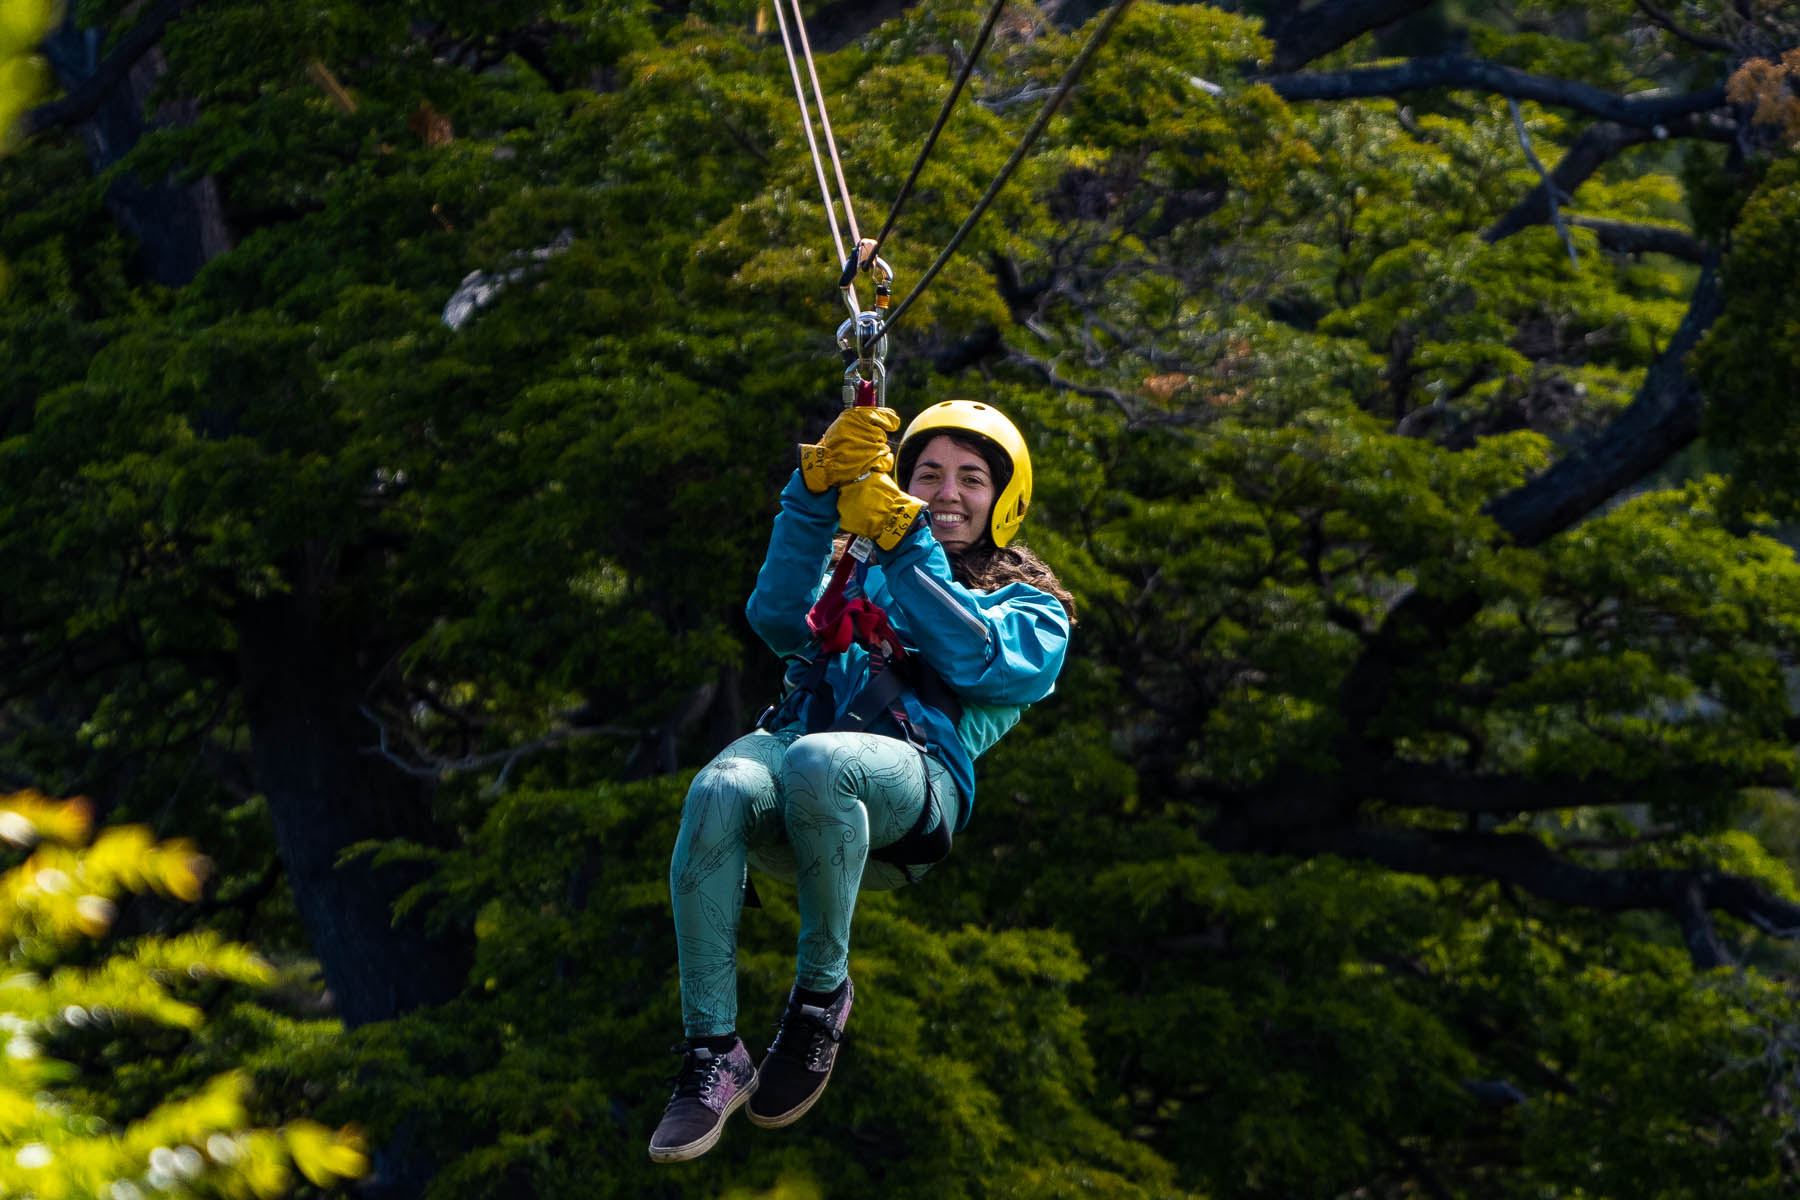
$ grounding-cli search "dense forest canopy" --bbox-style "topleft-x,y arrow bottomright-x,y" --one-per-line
6,0 -> 1800,1196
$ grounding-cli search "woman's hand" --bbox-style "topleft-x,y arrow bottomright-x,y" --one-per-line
799,406 -> 900,493
837,473 -> 924,550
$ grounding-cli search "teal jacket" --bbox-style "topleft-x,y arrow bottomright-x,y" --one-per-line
746,470 -> 1070,828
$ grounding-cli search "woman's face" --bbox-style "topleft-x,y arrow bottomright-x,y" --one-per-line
905,435 -> 995,554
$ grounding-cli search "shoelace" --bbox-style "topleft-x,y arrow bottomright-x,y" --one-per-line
667,1046 -> 722,1104
769,1004 -> 839,1070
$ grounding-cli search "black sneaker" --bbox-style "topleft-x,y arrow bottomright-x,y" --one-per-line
746,978 -> 854,1128
648,1039 -> 757,1163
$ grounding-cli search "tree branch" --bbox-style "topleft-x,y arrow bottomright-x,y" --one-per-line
1005,348 -> 1139,413
1299,824 -> 1800,965
359,705 -> 639,793
1485,253 -> 1722,547
1483,114 -> 1735,243
1674,874 -> 1732,968
24,0 -> 202,138
1508,97 -> 1580,268
1264,56 -> 1726,128
1328,257 -> 1723,755
1565,215 -> 1711,263
1264,0 -> 1441,74
1635,0 -> 1737,54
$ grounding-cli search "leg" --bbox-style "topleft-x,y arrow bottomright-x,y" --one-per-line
668,729 -> 794,1037
747,732 -> 936,1130
778,732 -> 934,991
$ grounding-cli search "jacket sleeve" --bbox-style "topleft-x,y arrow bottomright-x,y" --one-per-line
876,521 -> 1070,705
745,469 -> 840,659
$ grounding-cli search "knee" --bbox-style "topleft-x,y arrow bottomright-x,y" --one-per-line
781,735 -> 860,819
680,756 -> 765,828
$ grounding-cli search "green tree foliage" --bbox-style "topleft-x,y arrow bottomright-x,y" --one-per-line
0,791 -> 366,1198
6,0 -> 1800,1196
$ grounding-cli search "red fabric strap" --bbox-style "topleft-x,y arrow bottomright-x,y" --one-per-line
808,594 -> 904,659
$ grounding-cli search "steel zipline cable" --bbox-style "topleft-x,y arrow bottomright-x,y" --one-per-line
773,0 -> 1135,346
877,0 -> 1135,341
866,0 -> 1011,261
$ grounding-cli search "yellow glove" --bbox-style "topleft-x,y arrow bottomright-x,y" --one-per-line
837,473 -> 925,551
799,406 -> 901,493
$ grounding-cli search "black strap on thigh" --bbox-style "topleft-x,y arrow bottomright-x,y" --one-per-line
867,746 -> 955,882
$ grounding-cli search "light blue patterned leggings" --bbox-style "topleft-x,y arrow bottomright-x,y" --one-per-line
669,727 -> 956,1037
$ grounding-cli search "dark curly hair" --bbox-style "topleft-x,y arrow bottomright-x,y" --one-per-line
949,540 -> 1076,623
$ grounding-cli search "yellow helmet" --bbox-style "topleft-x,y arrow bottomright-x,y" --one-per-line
896,400 -> 1033,547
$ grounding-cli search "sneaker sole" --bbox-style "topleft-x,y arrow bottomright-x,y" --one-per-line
648,1076 -> 757,1163
744,1060 -> 836,1129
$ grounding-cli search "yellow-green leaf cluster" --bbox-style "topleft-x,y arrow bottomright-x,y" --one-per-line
1,792 -> 366,1199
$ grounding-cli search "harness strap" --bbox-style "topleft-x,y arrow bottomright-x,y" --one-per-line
867,764 -> 953,880
832,658 -> 909,733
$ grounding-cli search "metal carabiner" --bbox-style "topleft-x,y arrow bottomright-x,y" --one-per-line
838,351 -> 886,408
836,310 -> 887,370
837,239 -> 894,373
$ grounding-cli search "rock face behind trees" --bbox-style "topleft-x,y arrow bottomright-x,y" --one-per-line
5,1 -> 1800,1196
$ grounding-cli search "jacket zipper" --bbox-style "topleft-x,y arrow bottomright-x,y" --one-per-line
909,568 -> 991,647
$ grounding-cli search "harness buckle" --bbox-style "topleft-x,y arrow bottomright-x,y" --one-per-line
895,708 -> 930,752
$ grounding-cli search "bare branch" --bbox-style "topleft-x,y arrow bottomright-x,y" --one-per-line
1484,114 -> 1735,243
1264,56 -> 1726,127
979,85 -> 1061,112
1005,348 -> 1140,414
1508,97 -> 1579,268
1635,0 -> 1737,53
359,706 -> 638,792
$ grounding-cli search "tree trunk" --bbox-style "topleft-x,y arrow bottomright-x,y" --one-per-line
236,585 -> 470,1028
41,8 -> 229,286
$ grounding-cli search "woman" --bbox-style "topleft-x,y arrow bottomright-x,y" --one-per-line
649,400 -> 1074,1163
